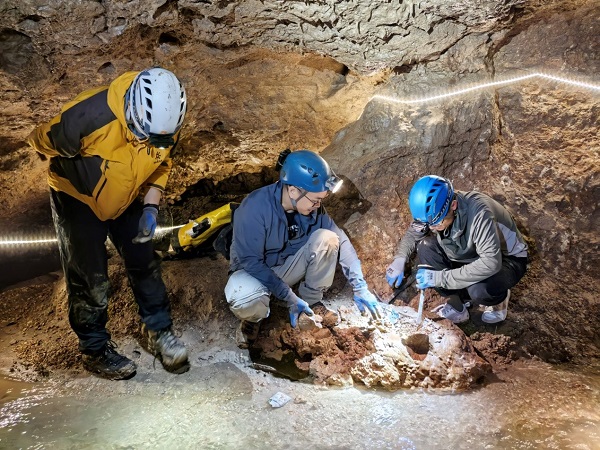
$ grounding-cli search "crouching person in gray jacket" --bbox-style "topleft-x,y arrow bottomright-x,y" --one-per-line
385,175 -> 528,324
225,150 -> 381,348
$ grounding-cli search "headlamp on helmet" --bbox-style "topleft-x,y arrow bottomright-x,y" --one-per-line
148,133 -> 175,149
279,150 -> 342,194
325,173 -> 343,193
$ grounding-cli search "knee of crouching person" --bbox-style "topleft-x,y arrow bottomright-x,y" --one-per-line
310,229 -> 339,252
416,234 -> 437,253
229,294 -> 270,322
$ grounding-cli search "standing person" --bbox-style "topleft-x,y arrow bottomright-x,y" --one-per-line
225,150 -> 381,348
386,175 -> 528,324
28,67 -> 190,379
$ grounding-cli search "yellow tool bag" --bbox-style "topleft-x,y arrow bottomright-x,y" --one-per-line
171,202 -> 239,257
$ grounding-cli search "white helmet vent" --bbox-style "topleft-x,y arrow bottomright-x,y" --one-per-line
126,68 -> 187,141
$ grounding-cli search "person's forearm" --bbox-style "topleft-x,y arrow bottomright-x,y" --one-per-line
144,187 -> 162,205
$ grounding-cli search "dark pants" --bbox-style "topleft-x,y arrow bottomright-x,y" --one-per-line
50,189 -> 172,354
417,235 -> 528,306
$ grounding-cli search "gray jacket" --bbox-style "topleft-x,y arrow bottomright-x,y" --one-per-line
395,191 -> 528,289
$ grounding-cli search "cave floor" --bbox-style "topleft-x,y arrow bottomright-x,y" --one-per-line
1,346 -> 599,449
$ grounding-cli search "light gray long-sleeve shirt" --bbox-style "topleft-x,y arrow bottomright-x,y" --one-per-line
395,191 -> 528,290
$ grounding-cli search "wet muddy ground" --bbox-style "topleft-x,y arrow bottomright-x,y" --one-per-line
1,352 -> 599,449
1,247 -> 599,449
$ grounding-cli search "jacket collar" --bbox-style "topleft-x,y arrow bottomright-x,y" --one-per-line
273,181 -> 318,224
447,191 -> 467,240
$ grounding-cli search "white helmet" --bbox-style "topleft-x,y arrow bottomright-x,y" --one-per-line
126,67 -> 187,147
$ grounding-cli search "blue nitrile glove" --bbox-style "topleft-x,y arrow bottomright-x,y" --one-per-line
353,286 -> 381,319
416,268 -> 437,289
132,204 -> 159,244
386,257 -> 406,288
283,290 -> 314,328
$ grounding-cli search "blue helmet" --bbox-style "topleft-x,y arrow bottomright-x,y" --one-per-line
408,175 -> 454,225
279,150 -> 342,193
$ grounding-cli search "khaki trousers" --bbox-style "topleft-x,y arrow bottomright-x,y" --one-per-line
224,229 -> 339,322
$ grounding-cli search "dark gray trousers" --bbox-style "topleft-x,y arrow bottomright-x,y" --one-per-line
417,234 -> 528,306
50,190 -> 172,354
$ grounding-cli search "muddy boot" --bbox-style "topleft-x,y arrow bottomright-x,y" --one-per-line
81,341 -> 137,380
311,302 -> 340,327
142,324 -> 190,374
235,320 -> 261,349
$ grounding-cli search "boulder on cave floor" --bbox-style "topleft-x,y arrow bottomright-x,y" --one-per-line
252,296 -> 492,391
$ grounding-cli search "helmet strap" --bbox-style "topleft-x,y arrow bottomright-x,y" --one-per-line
287,185 -> 305,212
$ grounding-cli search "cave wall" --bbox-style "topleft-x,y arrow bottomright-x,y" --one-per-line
324,1 -> 599,289
1,0 -> 535,75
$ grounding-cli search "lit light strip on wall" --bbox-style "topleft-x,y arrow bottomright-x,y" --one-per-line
0,225 -> 183,248
2,73 -> 597,249
373,72 -> 600,105
0,237 -> 58,246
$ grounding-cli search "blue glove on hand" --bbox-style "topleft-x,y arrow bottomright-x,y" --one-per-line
353,287 -> 381,319
416,268 -> 437,289
132,204 -> 158,244
386,257 -> 406,288
284,290 -> 314,328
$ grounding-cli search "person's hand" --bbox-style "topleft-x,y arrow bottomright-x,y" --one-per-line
416,268 -> 438,289
353,287 -> 381,319
386,257 -> 406,288
284,290 -> 314,328
132,204 -> 158,244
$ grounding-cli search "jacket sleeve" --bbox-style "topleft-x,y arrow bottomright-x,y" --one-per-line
320,214 -> 367,289
27,117 -> 62,158
27,87 -> 109,158
143,156 -> 172,192
233,203 -> 290,300
394,221 -> 428,260
439,209 -> 503,289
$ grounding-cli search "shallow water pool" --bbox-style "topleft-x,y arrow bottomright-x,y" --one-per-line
1,360 -> 599,449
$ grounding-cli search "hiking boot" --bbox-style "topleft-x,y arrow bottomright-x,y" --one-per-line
81,341 -> 137,380
235,320 -> 261,349
482,290 -> 510,324
312,303 -> 340,327
432,303 -> 469,324
142,324 -> 190,374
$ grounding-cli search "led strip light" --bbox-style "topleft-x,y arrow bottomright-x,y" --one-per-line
0,237 -> 58,246
373,72 -> 600,105
0,225 -> 183,248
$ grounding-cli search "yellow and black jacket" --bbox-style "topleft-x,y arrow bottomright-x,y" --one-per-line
28,71 -> 177,221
